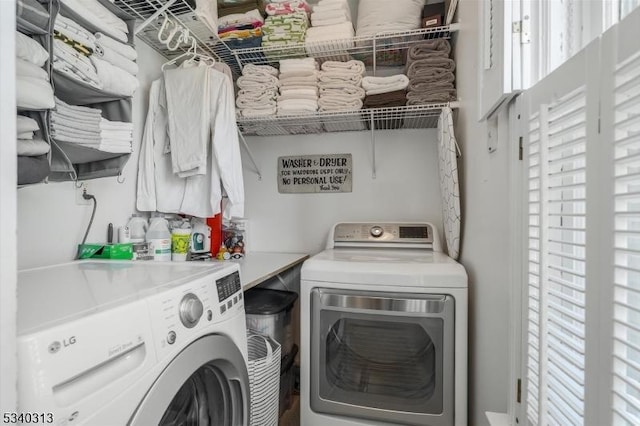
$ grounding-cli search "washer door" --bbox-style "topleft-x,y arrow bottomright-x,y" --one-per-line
129,335 -> 249,426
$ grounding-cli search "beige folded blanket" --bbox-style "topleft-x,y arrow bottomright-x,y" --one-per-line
320,60 -> 365,75
318,97 -> 363,112
243,63 -> 279,77
318,71 -> 362,86
362,74 -> 409,95
319,82 -> 365,99
406,88 -> 457,104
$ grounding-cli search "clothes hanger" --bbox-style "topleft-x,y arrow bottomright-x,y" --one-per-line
162,34 -> 216,71
157,14 -> 180,45
161,34 -> 198,70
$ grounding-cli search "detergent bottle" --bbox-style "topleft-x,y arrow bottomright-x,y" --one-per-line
146,213 -> 171,261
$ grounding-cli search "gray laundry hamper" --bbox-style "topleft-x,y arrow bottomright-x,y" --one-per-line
247,333 -> 281,426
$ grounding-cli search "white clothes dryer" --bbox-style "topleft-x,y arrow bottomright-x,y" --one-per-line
300,222 -> 468,426
17,260 -> 249,426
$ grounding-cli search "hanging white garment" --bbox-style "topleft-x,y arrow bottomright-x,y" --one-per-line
137,69 -> 244,219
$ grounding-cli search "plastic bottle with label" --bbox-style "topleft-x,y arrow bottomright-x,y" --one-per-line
127,213 -> 148,243
146,213 -> 171,261
190,217 -> 211,254
171,219 -> 191,262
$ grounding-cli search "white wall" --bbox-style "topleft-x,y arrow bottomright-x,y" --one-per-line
17,42 -> 165,269
1,0 -> 17,413
455,0 -> 511,424
241,129 -> 444,254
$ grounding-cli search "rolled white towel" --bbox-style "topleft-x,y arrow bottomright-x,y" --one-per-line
60,0 -> 128,42
18,131 -> 34,140
321,60 -> 365,76
95,32 -> 137,61
362,74 -> 409,95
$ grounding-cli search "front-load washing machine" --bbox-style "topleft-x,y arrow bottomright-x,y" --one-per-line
301,222 -> 468,426
17,260 -> 249,425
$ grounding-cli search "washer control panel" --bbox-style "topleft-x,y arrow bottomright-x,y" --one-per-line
333,222 -> 434,246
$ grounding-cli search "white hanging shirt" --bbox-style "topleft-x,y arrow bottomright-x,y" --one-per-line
137,68 -> 244,219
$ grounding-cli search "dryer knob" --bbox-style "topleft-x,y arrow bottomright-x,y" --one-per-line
179,293 -> 204,328
370,226 -> 384,238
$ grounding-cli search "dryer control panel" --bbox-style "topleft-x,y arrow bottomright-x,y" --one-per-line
332,222 -> 439,250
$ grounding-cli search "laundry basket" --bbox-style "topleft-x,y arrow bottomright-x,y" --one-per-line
247,333 -> 282,426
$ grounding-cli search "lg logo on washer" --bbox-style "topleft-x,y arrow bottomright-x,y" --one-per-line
48,336 -> 76,354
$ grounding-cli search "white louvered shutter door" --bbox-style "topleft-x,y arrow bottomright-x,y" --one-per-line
609,14 -> 640,425
523,44 -> 592,426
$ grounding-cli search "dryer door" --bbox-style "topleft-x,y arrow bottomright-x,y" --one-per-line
129,334 -> 249,426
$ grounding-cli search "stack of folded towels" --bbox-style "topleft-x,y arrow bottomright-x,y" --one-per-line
52,0 -> 138,97
277,58 -> 319,116
16,31 -> 55,111
218,9 -> 264,50
305,0 -> 354,56
16,114 -> 51,185
317,60 -> 365,112
236,64 -> 280,118
362,74 -> 409,108
51,98 -> 133,153
262,6 -> 309,58
356,0 -> 424,37
405,39 -> 457,104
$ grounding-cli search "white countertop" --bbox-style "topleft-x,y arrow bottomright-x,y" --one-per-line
228,251 -> 309,291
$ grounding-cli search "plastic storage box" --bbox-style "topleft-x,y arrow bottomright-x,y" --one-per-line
244,288 -> 298,357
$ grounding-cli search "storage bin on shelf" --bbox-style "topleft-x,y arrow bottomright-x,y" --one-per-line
244,288 -> 298,358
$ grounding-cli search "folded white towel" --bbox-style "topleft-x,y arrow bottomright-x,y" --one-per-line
238,88 -> 278,98
279,75 -> 319,86
18,131 -> 34,139
237,74 -> 279,88
280,86 -> 319,96
319,83 -> 365,98
362,74 -> 409,95
94,42 -> 138,76
277,99 -> 318,115
90,56 -> 139,97
17,138 -> 50,156
99,118 -> 133,131
243,63 -> 279,77
356,0 -> 424,37
321,60 -> 365,76
311,8 -> 349,22
278,92 -> 318,101
16,58 -> 48,81
55,14 -> 96,49
237,97 -> 277,109
17,115 -> 40,133
305,22 -> 354,41
318,72 -> 362,86
51,115 -> 100,133
17,77 -> 55,110
239,106 -> 277,118
95,32 -> 137,61
318,96 -> 363,112
16,31 -> 49,66
311,16 -> 348,26
55,97 -> 101,116
279,58 -> 318,74
60,0 -> 128,42
53,39 -> 95,75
